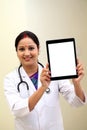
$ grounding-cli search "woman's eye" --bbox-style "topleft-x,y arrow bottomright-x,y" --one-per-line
19,48 -> 25,51
18,47 -> 35,51
29,47 -> 34,50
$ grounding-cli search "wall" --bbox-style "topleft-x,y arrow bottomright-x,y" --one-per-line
0,0 -> 87,130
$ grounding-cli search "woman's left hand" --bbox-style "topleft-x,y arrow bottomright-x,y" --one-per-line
72,59 -> 84,84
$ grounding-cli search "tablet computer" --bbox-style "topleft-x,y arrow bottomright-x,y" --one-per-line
46,38 -> 78,80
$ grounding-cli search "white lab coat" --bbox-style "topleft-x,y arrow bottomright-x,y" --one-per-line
4,64 -> 86,130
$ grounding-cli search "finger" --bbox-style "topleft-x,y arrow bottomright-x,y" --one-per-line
42,70 -> 51,78
76,58 -> 79,64
41,68 -> 50,77
45,63 -> 49,69
77,64 -> 84,71
78,69 -> 84,75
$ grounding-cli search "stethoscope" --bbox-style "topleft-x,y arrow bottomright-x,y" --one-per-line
17,62 -> 50,95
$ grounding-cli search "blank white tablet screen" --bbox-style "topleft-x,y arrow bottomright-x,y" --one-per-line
48,41 -> 77,77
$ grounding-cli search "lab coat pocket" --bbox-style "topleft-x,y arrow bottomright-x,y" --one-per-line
44,86 -> 58,107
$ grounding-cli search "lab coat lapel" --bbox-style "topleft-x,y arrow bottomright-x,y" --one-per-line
20,67 -> 36,93
37,64 -> 42,88
19,64 -> 43,93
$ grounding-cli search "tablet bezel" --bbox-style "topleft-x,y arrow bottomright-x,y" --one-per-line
46,38 -> 78,80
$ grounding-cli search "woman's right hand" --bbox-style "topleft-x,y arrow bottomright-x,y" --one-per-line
40,64 -> 51,89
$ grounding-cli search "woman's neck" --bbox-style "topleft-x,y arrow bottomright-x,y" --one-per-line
23,63 -> 38,76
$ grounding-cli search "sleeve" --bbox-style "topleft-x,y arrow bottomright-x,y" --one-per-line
4,73 -> 31,117
58,79 -> 87,107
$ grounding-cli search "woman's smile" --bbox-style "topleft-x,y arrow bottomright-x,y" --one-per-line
24,56 -> 32,62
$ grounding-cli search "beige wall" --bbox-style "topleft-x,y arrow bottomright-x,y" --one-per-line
0,0 -> 87,130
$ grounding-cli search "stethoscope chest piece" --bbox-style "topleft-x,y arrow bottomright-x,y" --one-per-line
46,88 -> 50,94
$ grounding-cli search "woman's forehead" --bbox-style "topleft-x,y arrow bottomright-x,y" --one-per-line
18,37 -> 36,46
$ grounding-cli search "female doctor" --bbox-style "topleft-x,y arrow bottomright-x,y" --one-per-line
4,31 -> 86,130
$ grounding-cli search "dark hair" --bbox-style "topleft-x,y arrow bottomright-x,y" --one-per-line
15,31 -> 40,51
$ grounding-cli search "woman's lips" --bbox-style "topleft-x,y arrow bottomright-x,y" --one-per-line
24,56 -> 32,61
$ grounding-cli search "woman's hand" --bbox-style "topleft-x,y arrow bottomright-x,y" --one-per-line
29,64 -> 51,111
72,59 -> 85,102
40,64 -> 51,89
72,59 -> 84,84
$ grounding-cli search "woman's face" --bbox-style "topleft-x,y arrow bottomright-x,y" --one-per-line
17,37 -> 39,67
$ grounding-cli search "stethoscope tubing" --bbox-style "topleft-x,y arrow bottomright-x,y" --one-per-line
17,62 -> 50,93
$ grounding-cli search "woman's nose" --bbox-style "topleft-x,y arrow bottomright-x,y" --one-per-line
24,49 -> 30,55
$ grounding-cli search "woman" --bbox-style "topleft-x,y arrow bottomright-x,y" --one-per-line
4,31 -> 86,130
